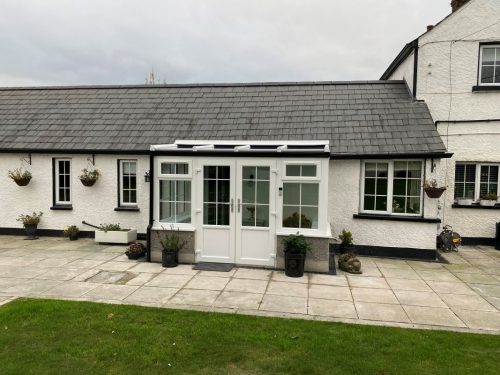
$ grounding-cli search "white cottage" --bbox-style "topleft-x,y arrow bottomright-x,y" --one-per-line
0,81 -> 450,271
382,0 -> 500,245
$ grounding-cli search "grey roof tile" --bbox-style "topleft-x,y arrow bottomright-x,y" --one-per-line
0,81 -> 446,156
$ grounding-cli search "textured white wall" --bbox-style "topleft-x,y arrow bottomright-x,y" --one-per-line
437,121 -> 500,238
328,160 -> 440,250
386,51 -> 414,96
0,154 -> 150,233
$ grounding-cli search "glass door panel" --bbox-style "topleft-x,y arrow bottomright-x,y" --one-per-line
203,166 -> 231,226
241,166 -> 270,228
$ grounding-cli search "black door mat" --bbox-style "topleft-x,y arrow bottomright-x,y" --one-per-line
192,262 -> 235,272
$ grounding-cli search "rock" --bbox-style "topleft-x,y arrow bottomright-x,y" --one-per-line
338,253 -> 362,274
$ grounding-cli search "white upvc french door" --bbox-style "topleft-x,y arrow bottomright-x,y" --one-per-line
235,160 -> 277,266
196,158 -> 276,266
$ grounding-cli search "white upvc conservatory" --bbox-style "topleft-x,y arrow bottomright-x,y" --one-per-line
150,140 -> 331,269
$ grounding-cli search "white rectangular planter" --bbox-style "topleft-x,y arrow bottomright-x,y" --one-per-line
479,200 -> 496,207
95,229 -> 137,244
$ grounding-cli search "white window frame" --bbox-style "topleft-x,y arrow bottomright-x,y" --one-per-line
279,160 -> 328,235
155,158 -> 193,228
455,162 -> 500,202
55,158 -> 72,205
360,160 -> 424,217
478,45 -> 500,86
119,160 -> 138,207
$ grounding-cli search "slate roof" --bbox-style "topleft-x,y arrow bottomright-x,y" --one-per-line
0,81 -> 447,157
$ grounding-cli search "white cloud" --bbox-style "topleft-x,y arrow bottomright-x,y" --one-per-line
0,0 -> 451,86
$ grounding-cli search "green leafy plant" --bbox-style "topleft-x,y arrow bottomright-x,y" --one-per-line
282,233 -> 311,254
79,168 -> 100,182
157,226 -> 186,253
8,167 -> 32,181
125,241 -> 147,256
63,225 -> 80,237
481,192 -> 498,200
99,223 -> 128,232
16,211 -> 43,226
339,229 -> 353,247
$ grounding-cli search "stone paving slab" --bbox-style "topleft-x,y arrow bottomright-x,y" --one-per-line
0,236 -> 499,334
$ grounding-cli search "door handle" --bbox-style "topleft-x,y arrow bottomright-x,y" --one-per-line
231,199 -> 234,213
237,198 -> 241,213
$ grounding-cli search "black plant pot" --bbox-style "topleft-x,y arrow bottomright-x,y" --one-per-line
424,187 -> 446,199
80,179 -> 97,187
162,250 -> 179,268
14,178 -> 31,186
339,244 -> 356,255
24,224 -> 38,240
126,251 -> 146,260
284,252 -> 306,278
69,233 -> 79,241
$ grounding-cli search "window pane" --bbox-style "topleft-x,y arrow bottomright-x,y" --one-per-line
176,202 -> 191,223
242,180 -> 255,204
393,179 -> 406,196
365,163 -> 376,177
176,163 -> 188,174
257,167 -> 270,180
242,204 -> 256,227
217,204 -> 230,225
302,165 -> 317,177
286,165 -> 301,177
376,178 -> 388,195
160,180 -> 174,201
218,166 -> 230,180
161,163 -> 172,174
375,196 -> 387,211
407,162 -> 422,178
283,183 -> 300,205
482,48 -> 496,65
160,202 -> 175,222
130,176 -> 136,189
203,203 -> 216,225
204,180 -> 216,202
129,162 -> 136,174
364,195 -> 375,211
130,190 -> 137,204
176,181 -> 190,202
283,206 -> 302,228
123,162 -> 130,174
301,183 -> 319,206
377,163 -> 388,178
256,205 -> 269,227
394,162 -> 407,178
217,180 -> 230,202
406,197 -> 421,214
204,166 -> 216,179
256,181 -> 269,204
392,196 -> 405,213
123,176 -> 130,189
364,178 -> 375,195
407,178 -> 421,196
481,66 -> 494,83
242,167 -> 256,180
301,206 -> 318,229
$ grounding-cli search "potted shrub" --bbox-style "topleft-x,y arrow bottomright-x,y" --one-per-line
79,168 -> 100,187
480,192 -> 498,207
95,223 -> 137,244
63,225 -> 80,241
339,229 -> 355,254
8,168 -> 32,186
282,233 -> 311,278
125,241 -> 147,260
423,179 -> 446,198
158,228 -> 186,268
16,211 -> 43,240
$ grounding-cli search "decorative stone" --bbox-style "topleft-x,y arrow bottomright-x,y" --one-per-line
338,253 -> 362,274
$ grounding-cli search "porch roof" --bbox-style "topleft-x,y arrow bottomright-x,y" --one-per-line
0,81 -> 447,157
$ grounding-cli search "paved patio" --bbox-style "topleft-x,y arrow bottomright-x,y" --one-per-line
0,235 -> 499,334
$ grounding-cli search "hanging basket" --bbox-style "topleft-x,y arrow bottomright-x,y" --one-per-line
14,177 -> 31,186
80,178 -> 97,187
424,187 -> 446,198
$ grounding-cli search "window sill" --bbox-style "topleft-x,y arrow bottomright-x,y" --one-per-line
472,85 -> 500,92
114,206 -> 140,212
353,213 -> 441,223
452,203 -> 500,209
151,225 -> 195,232
50,205 -> 73,211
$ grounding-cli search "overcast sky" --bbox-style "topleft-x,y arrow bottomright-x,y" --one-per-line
0,0 -> 451,86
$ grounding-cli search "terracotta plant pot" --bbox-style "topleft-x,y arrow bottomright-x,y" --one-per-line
424,187 -> 446,198
80,179 -> 97,187
14,178 -> 31,186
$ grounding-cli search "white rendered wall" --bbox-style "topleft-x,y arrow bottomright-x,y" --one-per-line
0,154 -> 150,233
437,121 -> 500,238
387,51 -> 415,96
328,160 -> 441,250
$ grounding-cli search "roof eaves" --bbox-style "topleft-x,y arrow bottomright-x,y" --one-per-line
380,39 -> 418,80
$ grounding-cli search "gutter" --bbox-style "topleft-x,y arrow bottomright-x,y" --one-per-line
330,152 -> 453,160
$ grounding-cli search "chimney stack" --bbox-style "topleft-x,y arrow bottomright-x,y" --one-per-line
427,25 -> 434,32
451,0 -> 470,12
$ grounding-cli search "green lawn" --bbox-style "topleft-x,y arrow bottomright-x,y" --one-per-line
0,299 -> 499,374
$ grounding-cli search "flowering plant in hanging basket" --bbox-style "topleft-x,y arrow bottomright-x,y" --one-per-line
423,179 -> 446,198
8,167 -> 32,186
79,168 -> 100,186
